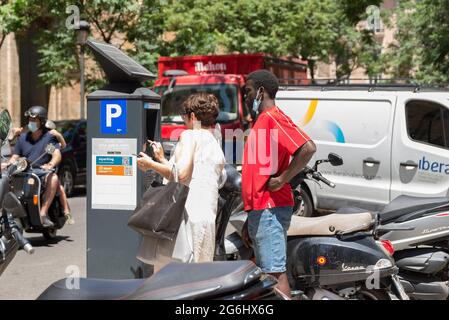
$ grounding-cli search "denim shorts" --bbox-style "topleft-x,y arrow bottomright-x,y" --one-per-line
247,206 -> 293,273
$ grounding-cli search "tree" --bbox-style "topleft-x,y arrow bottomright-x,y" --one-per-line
146,0 -> 382,81
383,0 -> 449,85
1,0 -> 386,90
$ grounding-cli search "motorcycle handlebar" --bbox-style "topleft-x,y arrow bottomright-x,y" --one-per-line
312,171 -> 336,188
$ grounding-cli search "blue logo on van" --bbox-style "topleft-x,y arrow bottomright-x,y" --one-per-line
100,100 -> 127,134
419,156 -> 449,175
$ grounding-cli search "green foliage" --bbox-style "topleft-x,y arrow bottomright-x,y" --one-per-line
384,0 -> 449,85
0,0 -> 386,87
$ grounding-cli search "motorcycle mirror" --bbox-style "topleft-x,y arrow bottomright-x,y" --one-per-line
0,108 -> 12,144
45,144 -> 56,155
328,153 -> 343,166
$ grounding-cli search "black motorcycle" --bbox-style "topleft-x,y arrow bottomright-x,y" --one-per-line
38,259 -> 282,300
216,155 -> 409,300
0,110 -> 35,276
335,195 -> 449,300
37,165 -> 283,300
5,144 -> 67,240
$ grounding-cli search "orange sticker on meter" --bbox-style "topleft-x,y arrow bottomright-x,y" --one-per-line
96,165 -> 125,176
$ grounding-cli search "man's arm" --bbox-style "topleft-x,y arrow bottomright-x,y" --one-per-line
49,149 -> 62,167
41,149 -> 61,170
267,140 -> 316,192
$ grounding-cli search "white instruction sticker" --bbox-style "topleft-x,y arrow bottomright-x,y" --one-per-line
91,138 -> 137,210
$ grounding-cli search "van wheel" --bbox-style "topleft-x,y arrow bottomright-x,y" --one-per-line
59,164 -> 75,197
293,188 -> 314,217
43,229 -> 57,240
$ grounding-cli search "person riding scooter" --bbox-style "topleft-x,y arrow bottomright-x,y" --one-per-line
9,119 -> 74,224
1,106 -> 61,228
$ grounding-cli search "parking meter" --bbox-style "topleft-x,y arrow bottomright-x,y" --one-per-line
85,39 -> 160,279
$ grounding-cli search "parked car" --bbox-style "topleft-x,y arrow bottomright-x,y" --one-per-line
55,119 -> 87,197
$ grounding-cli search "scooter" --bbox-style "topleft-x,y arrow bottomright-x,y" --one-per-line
0,138 -> 35,276
37,164 -> 283,300
6,144 -> 67,240
0,109 -> 35,277
218,156 -> 409,300
38,259 -> 282,300
335,195 -> 449,300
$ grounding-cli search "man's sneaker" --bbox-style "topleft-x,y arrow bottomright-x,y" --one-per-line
41,216 -> 54,228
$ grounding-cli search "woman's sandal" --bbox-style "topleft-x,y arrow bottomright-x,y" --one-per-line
64,212 -> 75,225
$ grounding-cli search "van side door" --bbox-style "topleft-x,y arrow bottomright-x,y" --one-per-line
277,91 -> 396,212
391,95 -> 449,200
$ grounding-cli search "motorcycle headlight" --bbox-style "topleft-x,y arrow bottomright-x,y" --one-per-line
14,157 -> 28,173
373,258 -> 393,270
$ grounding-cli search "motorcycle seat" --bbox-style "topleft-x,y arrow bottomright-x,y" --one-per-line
378,195 -> 449,223
37,260 -> 261,300
287,212 -> 374,236
122,260 -> 261,300
37,278 -> 145,300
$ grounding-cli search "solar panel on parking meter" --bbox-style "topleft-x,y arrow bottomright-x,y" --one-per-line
86,39 -> 156,83
86,39 -> 160,279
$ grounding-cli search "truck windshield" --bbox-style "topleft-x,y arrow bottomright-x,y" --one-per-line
155,84 -> 239,124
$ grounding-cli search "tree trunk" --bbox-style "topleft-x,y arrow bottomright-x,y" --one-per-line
309,60 -> 316,84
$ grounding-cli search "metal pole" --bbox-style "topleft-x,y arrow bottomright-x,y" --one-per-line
80,45 -> 85,119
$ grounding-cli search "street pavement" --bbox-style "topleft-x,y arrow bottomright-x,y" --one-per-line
0,192 -> 86,300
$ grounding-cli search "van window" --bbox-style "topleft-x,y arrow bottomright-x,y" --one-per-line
406,100 -> 447,148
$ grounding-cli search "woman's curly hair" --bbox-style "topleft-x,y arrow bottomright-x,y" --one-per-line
182,92 -> 219,127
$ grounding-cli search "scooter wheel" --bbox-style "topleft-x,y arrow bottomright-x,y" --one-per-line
42,229 -> 57,240
293,188 -> 314,217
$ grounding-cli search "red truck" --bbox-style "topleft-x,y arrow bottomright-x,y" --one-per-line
153,53 -> 308,164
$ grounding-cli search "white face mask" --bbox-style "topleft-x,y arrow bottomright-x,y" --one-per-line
252,88 -> 263,117
28,121 -> 39,133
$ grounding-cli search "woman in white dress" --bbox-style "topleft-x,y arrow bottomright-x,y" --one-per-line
136,92 -> 225,271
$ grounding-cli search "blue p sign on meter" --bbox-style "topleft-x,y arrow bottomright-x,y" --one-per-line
100,100 -> 127,134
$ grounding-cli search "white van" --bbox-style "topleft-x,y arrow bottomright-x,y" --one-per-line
276,86 -> 449,214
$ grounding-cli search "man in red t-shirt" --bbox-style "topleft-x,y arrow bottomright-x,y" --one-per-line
242,70 -> 316,298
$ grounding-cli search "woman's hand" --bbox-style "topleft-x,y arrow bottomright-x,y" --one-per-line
49,129 -> 67,149
147,140 -> 166,163
11,127 -> 23,137
136,152 -> 154,172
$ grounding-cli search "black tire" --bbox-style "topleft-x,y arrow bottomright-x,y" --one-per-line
43,228 -> 57,240
59,164 -> 75,197
356,289 -> 391,300
292,186 -> 314,217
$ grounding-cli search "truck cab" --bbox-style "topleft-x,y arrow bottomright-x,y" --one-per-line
153,54 -> 308,165
154,73 -> 249,164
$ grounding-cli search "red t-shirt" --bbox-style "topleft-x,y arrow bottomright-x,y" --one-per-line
242,106 -> 311,212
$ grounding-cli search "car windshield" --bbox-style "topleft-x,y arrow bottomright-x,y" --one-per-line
155,84 -> 239,124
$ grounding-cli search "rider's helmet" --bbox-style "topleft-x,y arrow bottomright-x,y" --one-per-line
24,106 -> 48,124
